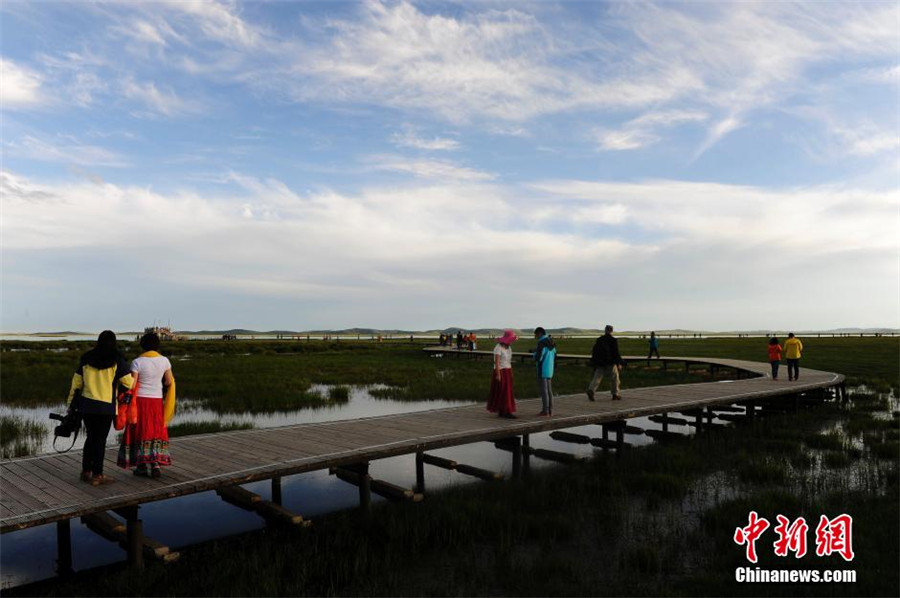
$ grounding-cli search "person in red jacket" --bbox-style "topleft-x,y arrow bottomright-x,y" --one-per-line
767,336 -> 783,380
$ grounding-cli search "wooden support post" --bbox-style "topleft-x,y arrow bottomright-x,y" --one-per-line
271,476 -> 282,506
415,451 -> 425,494
684,361 -> 690,372
662,412 -> 669,432
705,407 -> 714,425
121,507 -> 144,571
510,437 -> 522,480
616,427 -> 624,452
746,401 -> 755,419
355,462 -> 371,514
522,434 -> 531,475
56,519 -> 73,577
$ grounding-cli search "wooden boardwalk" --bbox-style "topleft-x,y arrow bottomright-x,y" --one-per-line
1,352 -> 843,536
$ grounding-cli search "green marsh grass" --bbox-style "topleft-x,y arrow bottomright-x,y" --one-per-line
0,415 -> 46,459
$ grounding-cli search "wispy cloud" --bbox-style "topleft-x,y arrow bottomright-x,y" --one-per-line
390,126 -> 459,151
596,109 -> 708,151
7,135 -> 129,167
366,154 -> 495,182
121,77 -> 197,116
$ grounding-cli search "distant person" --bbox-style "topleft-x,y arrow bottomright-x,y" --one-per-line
768,336 -> 783,380
469,332 -> 477,351
456,331 -> 463,350
784,332 -> 803,381
487,330 -> 518,419
532,327 -> 557,416
67,331 -> 134,486
587,325 -> 625,401
118,332 -> 176,478
647,331 -> 660,360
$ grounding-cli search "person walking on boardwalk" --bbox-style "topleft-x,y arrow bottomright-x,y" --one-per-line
784,332 -> 803,381
487,330 -> 518,419
768,336 -> 783,380
587,325 -> 625,401
456,331 -> 464,350
118,332 -> 176,478
647,331 -> 660,360
66,331 -> 134,486
532,327 -> 557,416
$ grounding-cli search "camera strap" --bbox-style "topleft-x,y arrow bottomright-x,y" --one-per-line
52,428 -> 79,453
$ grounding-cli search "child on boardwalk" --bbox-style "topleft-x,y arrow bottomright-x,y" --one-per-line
532,327 -> 557,416
768,336 -> 783,380
487,330 -> 518,419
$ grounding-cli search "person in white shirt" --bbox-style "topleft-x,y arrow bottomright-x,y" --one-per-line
117,332 -> 175,478
487,330 -> 518,419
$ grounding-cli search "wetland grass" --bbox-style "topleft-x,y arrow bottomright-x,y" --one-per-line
0,415 -> 46,459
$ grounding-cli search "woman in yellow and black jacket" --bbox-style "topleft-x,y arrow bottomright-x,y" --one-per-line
67,330 -> 133,486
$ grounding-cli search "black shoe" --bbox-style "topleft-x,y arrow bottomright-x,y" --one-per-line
586,389 -> 595,402
500,413 -> 517,419
133,467 -> 149,477
150,467 -> 161,479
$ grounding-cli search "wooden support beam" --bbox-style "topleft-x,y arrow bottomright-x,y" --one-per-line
708,405 -> 744,413
421,453 -> 457,470
589,437 -> 630,450
455,463 -> 504,481
522,434 -> 531,475
84,510 -> 179,564
331,468 -> 423,503
217,485 -> 261,510
549,431 -> 592,444
715,413 -> 748,423
649,414 -> 688,426
527,447 -> 586,464
644,429 -> 685,441
121,506 -> 143,571
217,484 -> 311,527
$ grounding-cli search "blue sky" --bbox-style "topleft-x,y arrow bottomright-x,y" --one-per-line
1,0 -> 898,332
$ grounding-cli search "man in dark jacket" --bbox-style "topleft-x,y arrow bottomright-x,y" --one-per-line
586,324 -> 625,401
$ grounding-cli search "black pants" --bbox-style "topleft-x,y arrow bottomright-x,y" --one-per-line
770,360 -> 780,379
648,348 -> 660,359
787,359 -> 800,380
82,414 -> 113,476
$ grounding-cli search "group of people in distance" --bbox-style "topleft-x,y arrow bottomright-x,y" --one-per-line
438,331 -> 478,351
486,327 -> 806,419
66,331 -> 175,486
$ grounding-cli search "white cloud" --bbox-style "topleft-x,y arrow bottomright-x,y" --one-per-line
366,155 -> 496,182
596,109 -> 708,151
121,77 -> 196,116
390,127 -> 459,151
0,58 -> 44,108
7,135 -> 129,167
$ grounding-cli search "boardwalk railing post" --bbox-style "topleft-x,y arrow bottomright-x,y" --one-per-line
56,519 -> 73,577
415,451 -> 425,494
272,476 -> 282,506
121,506 -> 144,571
661,412 -> 669,433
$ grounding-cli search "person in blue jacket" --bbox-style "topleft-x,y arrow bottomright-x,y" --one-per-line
532,327 -> 557,416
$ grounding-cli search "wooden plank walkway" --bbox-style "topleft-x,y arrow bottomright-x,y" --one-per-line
1,352 -> 843,533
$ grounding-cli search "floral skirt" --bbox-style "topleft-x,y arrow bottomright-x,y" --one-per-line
117,396 -> 172,468
487,368 -> 516,414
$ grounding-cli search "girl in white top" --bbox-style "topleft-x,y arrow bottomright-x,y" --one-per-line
487,330 -> 518,419
117,332 -> 175,477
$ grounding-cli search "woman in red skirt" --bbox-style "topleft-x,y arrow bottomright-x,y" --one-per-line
487,329 -> 518,419
118,332 -> 175,478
